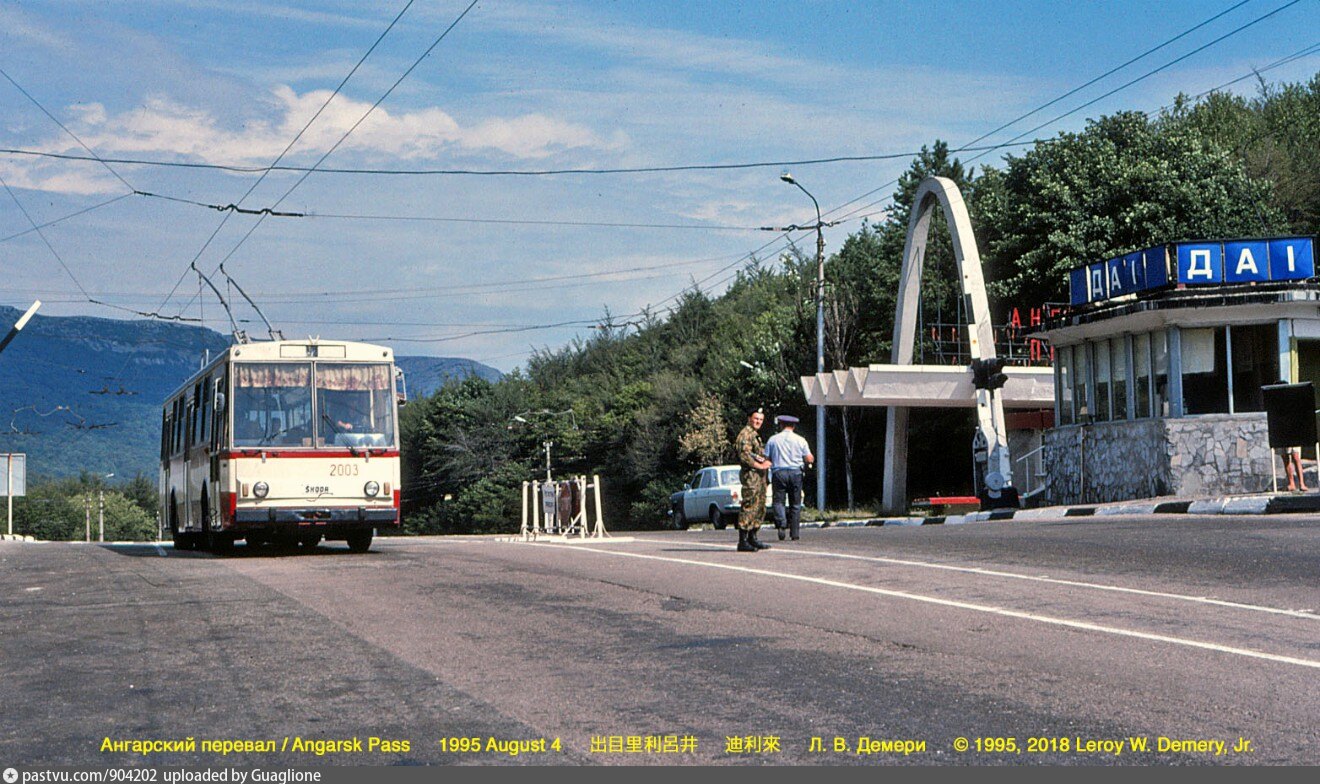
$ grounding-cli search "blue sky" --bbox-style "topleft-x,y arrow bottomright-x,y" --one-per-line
1,0 -> 1317,371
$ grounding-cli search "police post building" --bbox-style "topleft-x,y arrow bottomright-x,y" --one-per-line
1039,235 -> 1317,504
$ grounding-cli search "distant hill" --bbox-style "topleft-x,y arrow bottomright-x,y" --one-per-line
396,355 -> 502,397
0,306 -> 499,481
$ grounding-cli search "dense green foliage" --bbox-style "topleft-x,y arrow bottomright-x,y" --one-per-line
7,473 -> 157,541
402,78 -> 1320,533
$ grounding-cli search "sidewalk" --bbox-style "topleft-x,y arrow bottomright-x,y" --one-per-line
800,490 -> 1320,528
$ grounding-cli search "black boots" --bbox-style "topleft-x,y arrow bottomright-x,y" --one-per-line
777,526 -> 787,541
737,528 -> 772,551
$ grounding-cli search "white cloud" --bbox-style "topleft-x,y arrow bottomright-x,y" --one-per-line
6,86 -> 623,195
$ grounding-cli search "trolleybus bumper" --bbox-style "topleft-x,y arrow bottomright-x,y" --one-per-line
234,507 -> 399,525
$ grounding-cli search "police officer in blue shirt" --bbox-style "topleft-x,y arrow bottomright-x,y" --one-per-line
764,414 -> 815,540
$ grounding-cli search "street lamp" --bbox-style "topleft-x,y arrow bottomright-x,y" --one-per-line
97,472 -> 114,542
509,410 -> 578,482
779,173 -> 827,512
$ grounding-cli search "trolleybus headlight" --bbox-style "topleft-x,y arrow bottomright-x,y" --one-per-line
253,481 -> 269,498
364,481 -> 380,497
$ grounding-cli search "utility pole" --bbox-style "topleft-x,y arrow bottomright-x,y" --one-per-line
85,496 -> 91,542
775,173 -> 831,512
98,488 -> 104,543
544,441 -> 553,483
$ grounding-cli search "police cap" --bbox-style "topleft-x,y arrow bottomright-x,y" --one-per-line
776,415 -> 799,425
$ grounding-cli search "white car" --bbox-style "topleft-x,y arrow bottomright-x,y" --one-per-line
668,464 -> 768,529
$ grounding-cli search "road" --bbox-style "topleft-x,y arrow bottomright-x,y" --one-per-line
1,515 -> 1317,766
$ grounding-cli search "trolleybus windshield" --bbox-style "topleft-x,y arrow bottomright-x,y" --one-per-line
315,362 -> 395,448
233,361 -> 396,449
233,362 -> 314,447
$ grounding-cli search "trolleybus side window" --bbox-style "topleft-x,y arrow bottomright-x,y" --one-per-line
233,362 -> 313,447
211,374 -> 226,451
315,363 -> 395,448
172,398 -> 184,456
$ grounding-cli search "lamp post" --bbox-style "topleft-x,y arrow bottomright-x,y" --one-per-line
509,410 -> 578,483
779,173 -> 827,512
98,472 -> 114,542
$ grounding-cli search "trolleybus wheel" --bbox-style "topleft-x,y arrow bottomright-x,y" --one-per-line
298,533 -> 322,549
345,531 -> 373,553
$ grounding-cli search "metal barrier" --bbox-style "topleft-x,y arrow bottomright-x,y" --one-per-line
520,475 -> 607,540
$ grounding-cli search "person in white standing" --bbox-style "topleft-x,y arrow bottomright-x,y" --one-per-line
765,415 -> 814,541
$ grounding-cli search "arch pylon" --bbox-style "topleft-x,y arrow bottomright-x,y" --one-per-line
881,176 -> 1013,513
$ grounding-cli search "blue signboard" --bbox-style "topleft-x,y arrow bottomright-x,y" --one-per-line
1105,255 -> 1129,297
1224,240 -> 1269,283
1088,262 -> 1107,302
1124,251 -> 1145,290
1268,237 -> 1314,281
1176,242 -> 1223,284
1067,236 -> 1316,306
1069,267 -> 1089,306
1144,246 -> 1169,288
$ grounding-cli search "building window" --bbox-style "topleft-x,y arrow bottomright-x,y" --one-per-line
1134,333 -> 1152,418
1094,339 -> 1112,421
1058,346 -> 1075,425
1153,330 -> 1170,417
1111,338 -> 1129,420
1075,343 -> 1091,422
1182,327 -> 1229,414
1230,323 -> 1280,413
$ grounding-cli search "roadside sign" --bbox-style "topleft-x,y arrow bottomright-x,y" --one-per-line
1,453 -> 25,496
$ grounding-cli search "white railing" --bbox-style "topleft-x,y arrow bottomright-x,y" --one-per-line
1015,444 -> 1046,498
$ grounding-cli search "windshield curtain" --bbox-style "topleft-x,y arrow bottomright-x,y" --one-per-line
233,363 -> 313,447
315,363 -> 395,448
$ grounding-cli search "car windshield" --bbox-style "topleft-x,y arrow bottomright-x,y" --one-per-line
720,469 -> 740,486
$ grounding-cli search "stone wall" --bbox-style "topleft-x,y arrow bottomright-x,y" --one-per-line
1164,414 -> 1273,497
1043,413 -> 1273,505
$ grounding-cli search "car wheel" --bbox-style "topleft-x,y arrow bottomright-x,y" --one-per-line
672,504 -> 687,530
710,506 -> 728,530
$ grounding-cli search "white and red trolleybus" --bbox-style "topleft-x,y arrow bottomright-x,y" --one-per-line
160,339 -> 402,553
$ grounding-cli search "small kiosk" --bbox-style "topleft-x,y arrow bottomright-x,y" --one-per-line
1038,236 -> 1317,504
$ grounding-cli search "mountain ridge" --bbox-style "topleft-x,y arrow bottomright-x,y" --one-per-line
0,305 -> 500,480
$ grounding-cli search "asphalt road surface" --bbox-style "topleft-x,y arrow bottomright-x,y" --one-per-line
1,515 -> 1317,766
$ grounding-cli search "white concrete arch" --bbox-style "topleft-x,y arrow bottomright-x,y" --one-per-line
881,177 -> 1012,513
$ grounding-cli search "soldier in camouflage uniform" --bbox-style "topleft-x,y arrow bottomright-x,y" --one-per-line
734,409 -> 773,552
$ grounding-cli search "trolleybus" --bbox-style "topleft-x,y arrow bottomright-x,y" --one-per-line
160,339 -> 402,552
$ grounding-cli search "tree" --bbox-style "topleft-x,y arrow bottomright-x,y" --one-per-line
977,111 -> 1289,306
677,392 -> 733,467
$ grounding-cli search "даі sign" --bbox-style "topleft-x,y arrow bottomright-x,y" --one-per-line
1068,236 -> 1316,306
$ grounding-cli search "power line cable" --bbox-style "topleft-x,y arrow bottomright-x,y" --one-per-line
0,140 -> 1041,178
153,0 -> 423,325
813,0 -> 1309,232
0,193 -> 136,245
130,189 -> 764,231
0,66 -> 136,194
188,0 -> 482,316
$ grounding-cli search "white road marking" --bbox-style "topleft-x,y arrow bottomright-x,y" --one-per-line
673,540 -> 1318,620
537,542 -> 1320,671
